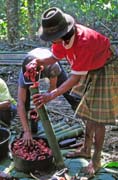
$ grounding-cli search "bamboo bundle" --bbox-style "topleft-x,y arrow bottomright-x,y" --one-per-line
55,124 -> 81,136
39,124 -> 70,136
56,128 -> 83,142
52,120 -> 68,129
38,123 -> 69,136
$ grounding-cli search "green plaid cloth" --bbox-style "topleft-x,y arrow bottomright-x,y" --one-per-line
73,53 -> 118,125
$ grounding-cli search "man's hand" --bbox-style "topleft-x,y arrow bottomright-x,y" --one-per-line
23,131 -> 33,146
32,93 -> 51,109
0,100 -> 11,110
32,90 -> 57,109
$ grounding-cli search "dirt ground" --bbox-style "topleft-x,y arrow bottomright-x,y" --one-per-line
1,64 -> 118,165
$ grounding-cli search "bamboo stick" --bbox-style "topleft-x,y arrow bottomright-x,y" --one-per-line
41,128 -> 83,141
56,128 -> 83,142
54,124 -> 70,133
39,124 -> 70,136
38,121 -> 69,135
52,120 -> 68,129
55,124 -> 81,136
39,123 -> 81,137
30,84 -> 65,169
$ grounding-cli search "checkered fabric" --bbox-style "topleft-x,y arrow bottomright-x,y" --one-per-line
74,49 -> 118,125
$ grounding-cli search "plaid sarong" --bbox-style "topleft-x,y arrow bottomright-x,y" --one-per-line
72,48 -> 118,125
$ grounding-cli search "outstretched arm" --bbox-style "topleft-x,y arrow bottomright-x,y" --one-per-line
33,74 -> 81,109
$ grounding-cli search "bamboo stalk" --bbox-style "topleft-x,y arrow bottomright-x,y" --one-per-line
38,121 -> 69,135
30,84 -> 65,169
39,123 -> 81,137
54,124 -> 70,133
55,124 -> 81,136
52,120 -> 68,129
39,124 -> 70,136
56,128 -> 83,142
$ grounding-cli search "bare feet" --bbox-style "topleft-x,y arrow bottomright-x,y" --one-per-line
80,160 -> 101,178
66,147 -> 91,159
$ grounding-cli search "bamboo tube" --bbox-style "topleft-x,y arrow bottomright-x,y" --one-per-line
42,127 -> 83,142
38,122 -> 69,136
54,124 -> 70,133
52,120 -> 68,129
39,124 -> 70,136
30,84 -> 65,169
56,128 -> 83,142
55,124 -> 81,136
39,123 -> 81,137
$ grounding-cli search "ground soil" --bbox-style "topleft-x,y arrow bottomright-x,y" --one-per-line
0,19 -> 118,175
1,63 -> 118,167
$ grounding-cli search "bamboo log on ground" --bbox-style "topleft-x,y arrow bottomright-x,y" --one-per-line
39,124 -> 70,136
55,124 -> 81,136
38,121 -> 70,135
39,123 -> 81,137
56,128 -> 83,142
52,120 -> 69,129
41,127 -> 83,142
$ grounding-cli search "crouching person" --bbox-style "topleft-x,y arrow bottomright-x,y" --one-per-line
0,78 -> 17,126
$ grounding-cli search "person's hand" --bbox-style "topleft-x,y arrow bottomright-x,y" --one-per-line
0,100 -> 11,110
32,89 -> 58,109
22,131 -> 33,146
32,92 -> 55,109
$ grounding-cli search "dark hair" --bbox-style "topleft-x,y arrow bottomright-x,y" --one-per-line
22,55 -> 35,73
62,26 -> 75,41
22,55 -> 40,83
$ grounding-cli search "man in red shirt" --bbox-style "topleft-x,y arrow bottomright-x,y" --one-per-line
26,7 -> 118,178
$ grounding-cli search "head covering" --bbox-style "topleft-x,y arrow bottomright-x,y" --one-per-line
39,7 -> 75,41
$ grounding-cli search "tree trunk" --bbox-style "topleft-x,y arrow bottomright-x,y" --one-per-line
6,0 -> 19,44
27,0 -> 36,40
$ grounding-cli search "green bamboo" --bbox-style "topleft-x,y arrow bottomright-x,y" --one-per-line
38,122 -> 69,136
56,128 -> 83,142
30,84 -> 65,169
52,120 -> 68,129
55,124 -> 81,136
42,127 -> 83,142
39,124 -> 70,136
54,124 -> 70,133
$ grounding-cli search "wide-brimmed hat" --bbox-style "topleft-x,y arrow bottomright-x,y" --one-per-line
39,7 -> 75,41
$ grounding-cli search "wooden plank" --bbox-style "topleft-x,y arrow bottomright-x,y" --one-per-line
0,52 -> 69,66
0,52 -> 27,65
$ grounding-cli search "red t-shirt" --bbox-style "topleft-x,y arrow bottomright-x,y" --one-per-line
51,24 -> 112,73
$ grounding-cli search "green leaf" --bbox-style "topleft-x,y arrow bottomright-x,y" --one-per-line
103,161 -> 118,168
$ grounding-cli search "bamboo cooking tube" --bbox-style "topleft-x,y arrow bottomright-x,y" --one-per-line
30,82 -> 65,169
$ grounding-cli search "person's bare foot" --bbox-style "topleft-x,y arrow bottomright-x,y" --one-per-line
80,159 -> 101,178
87,160 -> 101,175
66,147 -> 91,159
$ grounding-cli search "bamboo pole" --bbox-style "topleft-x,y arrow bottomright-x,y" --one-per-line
30,83 -> 65,169
56,128 -> 83,142
38,121 -> 69,135
39,124 -> 70,136
55,124 -> 81,136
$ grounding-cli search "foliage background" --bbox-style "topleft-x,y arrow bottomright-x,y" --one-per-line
0,0 -> 118,49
